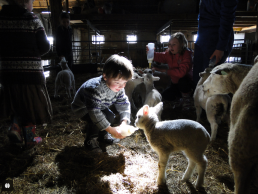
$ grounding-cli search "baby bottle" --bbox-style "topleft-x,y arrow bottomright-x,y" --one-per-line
147,43 -> 155,68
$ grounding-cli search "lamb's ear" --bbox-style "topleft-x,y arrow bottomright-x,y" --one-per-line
154,102 -> 163,115
221,70 -> 227,75
152,76 -> 160,81
199,72 -> 205,77
143,105 -> 149,116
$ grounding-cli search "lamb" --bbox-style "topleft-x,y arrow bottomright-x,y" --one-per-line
193,67 -> 231,141
142,73 -> 162,119
135,102 -> 210,187
132,72 -> 160,109
202,63 -> 252,96
124,72 -> 144,118
228,61 -> 258,194
54,58 -> 76,99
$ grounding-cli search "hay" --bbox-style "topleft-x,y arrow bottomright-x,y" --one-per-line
0,71 -> 258,194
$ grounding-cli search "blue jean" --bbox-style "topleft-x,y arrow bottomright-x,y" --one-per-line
193,44 -> 231,86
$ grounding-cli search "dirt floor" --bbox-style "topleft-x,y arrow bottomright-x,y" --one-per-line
0,70 -> 258,194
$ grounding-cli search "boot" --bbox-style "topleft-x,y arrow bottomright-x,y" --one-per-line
7,117 -> 23,143
84,137 -> 102,153
98,130 -> 120,145
22,124 -> 42,149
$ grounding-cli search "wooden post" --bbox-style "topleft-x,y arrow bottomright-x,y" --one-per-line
255,11 -> 258,58
66,0 -> 69,13
49,0 -> 62,78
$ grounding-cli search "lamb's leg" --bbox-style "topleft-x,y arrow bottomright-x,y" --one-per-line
196,106 -> 202,122
184,150 -> 207,187
182,158 -> 196,182
72,80 -> 76,95
195,155 -> 207,187
54,83 -> 60,98
157,152 -> 169,185
67,86 -> 71,99
207,116 -> 218,141
233,166 -> 251,194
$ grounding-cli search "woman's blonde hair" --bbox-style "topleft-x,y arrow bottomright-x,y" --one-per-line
169,32 -> 188,55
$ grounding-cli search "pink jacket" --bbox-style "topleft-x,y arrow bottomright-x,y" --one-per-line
154,49 -> 193,84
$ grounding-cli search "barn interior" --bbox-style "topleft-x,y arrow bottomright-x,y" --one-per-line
0,0 -> 258,193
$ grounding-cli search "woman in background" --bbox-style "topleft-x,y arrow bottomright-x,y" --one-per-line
0,0 -> 52,149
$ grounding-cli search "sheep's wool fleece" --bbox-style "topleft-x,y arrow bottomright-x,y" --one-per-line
71,76 -> 131,131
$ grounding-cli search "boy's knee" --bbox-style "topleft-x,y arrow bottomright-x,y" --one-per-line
102,109 -> 115,124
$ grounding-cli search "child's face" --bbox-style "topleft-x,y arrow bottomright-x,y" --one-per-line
25,0 -> 34,12
103,74 -> 128,93
168,38 -> 181,55
61,18 -> 70,29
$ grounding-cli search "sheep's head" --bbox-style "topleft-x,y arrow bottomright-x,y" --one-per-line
131,72 -> 144,84
143,73 -> 160,86
203,63 -> 231,96
135,102 -> 163,129
197,67 -> 212,86
254,55 -> 258,64
143,68 -> 153,74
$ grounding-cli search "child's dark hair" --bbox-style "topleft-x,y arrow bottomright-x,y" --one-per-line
59,12 -> 70,20
103,55 -> 133,80
169,32 -> 188,55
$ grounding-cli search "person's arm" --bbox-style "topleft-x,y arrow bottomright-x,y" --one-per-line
105,125 -> 125,139
153,51 -> 169,64
83,90 -> 111,131
216,0 -> 238,51
34,16 -> 50,56
114,89 -> 131,125
210,0 -> 237,64
167,51 -> 192,81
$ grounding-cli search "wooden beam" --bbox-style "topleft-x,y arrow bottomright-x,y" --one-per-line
49,0 -> 62,42
69,14 -> 199,21
241,25 -> 256,31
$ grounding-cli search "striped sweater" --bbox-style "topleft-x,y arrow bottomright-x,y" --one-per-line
71,75 -> 131,131
0,5 -> 50,85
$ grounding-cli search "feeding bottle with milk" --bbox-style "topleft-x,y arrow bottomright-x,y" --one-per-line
147,43 -> 154,68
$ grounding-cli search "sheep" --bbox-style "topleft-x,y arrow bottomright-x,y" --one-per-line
228,61 -> 258,194
193,67 -> 231,141
124,72 -> 144,119
54,59 -> 76,99
135,102 -> 210,187
202,63 -> 252,96
201,62 -> 258,193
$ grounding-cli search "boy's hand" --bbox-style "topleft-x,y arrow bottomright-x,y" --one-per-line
105,126 -> 126,139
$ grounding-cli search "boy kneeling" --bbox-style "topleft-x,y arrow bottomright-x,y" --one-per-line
71,55 -> 133,152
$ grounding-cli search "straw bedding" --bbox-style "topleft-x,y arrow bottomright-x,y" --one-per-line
0,70 -> 257,194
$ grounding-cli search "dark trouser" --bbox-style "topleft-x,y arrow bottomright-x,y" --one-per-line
193,44 -> 231,86
81,108 -> 115,140
56,54 -> 73,74
65,54 -> 73,71
162,75 -> 194,101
